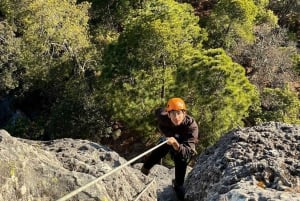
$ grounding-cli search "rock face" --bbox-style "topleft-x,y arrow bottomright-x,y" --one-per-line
1,122 -> 300,201
0,130 -> 160,201
185,122 -> 300,201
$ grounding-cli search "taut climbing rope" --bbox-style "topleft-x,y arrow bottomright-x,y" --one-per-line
56,140 -> 168,201
133,178 -> 156,201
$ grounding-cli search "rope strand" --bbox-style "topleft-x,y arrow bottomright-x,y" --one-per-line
133,178 -> 156,201
56,140 -> 168,201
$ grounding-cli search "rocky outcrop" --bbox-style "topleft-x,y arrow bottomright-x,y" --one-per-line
0,130 -> 161,201
185,122 -> 300,201
1,122 -> 300,201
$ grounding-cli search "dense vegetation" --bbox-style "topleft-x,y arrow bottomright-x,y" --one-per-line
0,0 -> 299,152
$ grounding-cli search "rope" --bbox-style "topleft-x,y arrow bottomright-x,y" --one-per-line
133,178 -> 156,201
56,140 -> 168,201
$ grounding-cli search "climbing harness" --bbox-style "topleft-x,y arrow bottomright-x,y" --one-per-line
56,140 -> 168,201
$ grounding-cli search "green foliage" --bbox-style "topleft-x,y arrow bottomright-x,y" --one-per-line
0,20 -> 21,95
254,87 -> 300,124
0,0 -> 20,20
2,0 -> 95,87
162,153 -> 175,168
78,0 -> 143,27
81,0 -> 141,56
0,0 -> 100,99
176,49 -> 260,150
103,0 -> 206,72
1,0 -> 104,141
293,53 -> 300,73
100,0 -> 207,135
204,0 -> 277,49
5,115 -> 46,140
46,78 -> 110,141
268,0 -> 299,34
253,0 -> 278,25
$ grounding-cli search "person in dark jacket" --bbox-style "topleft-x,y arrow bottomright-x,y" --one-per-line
141,97 -> 199,200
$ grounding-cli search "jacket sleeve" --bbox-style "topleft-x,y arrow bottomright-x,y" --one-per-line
178,120 -> 198,159
154,108 -> 173,137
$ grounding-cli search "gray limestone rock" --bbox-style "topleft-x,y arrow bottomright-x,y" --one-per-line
185,122 -> 300,201
0,130 -> 157,201
2,121 -> 299,201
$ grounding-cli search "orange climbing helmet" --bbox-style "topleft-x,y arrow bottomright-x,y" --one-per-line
166,97 -> 187,112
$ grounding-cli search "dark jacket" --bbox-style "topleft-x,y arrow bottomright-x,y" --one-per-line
154,108 -> 199,159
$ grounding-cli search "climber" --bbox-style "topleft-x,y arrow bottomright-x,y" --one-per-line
141,97 -> 199,200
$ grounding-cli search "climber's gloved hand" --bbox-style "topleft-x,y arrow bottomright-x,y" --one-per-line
166,137 -> 180,151
158,136 -> 167,144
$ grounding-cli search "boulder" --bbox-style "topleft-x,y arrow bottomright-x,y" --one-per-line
2,121 -> 299,201
0,130 -> 159,201
185,122 -> 300,201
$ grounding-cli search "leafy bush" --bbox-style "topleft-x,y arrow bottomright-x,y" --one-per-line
252,87 -> 300,124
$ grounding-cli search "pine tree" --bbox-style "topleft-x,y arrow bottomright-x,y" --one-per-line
100,0 -> 207,135
176,49 -> 259,150
204,0 -> 277,49
2,0 -> 94,84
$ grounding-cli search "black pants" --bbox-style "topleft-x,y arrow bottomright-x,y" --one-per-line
143,143 -> 188,186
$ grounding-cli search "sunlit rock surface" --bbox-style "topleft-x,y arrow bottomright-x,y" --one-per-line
1,121 -> 299,201
0,130 -> 158,201
185,122 -> 300,201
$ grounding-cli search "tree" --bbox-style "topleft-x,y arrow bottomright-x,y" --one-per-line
45,78 -> 110,141
100,0 -> 207,135
1,0 -> 105,140
77,0 -> 144,29
77,0 -> 141,57
0,0 -> 98,103
0,20 -> 21,96
250,87 -> 300,124
204,0 -> 277,49
268,0 -> 299,35
1,0 -> 95,85
176,49 -> 259,150
230,24 -> 298,91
